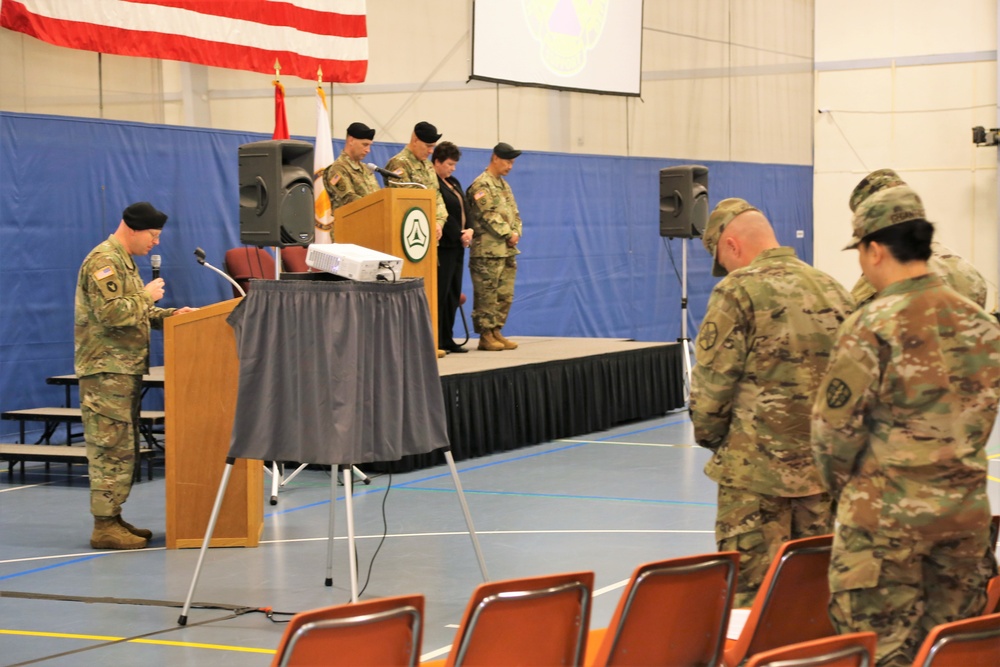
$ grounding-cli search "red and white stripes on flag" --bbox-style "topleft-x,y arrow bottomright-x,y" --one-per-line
312,86 -> 334,244
0,0 -> 368,83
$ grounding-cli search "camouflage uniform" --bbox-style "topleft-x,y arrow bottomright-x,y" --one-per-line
322,151 -> 380,237
385,147 -> 447,233
812,184 -> 1000,667
465,170 -> 522,333
812,275 -> 1000,666
846,169 -> 988,309
850,241 -> 988,308
691,243 -> 853,607
75,235 -> 175,518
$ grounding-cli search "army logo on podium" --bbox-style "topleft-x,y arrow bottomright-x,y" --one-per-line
400,206 -> 431,262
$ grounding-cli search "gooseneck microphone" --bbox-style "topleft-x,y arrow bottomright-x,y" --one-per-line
193,247 -> 246,297
364,163 -> 404,180
151,254 -> 161,280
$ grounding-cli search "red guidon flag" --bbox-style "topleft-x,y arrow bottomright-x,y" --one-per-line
0,0 -> 368,83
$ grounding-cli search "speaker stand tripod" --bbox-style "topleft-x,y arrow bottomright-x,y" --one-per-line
678,238 -> 694,401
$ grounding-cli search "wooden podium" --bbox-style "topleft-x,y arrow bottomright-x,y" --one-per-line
335,188 -> 438,347
163,299 -> 263,549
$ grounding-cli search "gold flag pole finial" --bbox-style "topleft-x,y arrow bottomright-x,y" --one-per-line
274,58 -> 281,79
317,66 -> 323,85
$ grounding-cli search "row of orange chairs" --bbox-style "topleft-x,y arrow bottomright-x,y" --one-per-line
271,533 -> 1000,666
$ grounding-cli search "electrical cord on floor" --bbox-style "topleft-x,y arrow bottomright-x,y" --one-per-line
356,471 -> 391,599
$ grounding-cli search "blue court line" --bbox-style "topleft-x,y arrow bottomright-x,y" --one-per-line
265,415 -> 692,516
401,486 -> 716,507
0,554 -> 104,582
4,416 -> 694,578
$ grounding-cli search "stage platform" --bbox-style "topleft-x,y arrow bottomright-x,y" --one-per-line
372,336 -> 686,473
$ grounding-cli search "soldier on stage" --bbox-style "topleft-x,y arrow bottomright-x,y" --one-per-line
465,142 -> 523,352
385,120 -> 447,240
322,122 -> 380,233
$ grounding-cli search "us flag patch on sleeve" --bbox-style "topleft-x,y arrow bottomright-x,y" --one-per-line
93,266 -> 113,281
474,190 -> 486,201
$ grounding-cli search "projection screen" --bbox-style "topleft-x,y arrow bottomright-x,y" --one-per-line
471,0 -> 643,96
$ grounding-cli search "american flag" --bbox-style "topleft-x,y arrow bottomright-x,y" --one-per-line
0,0 -> 368,83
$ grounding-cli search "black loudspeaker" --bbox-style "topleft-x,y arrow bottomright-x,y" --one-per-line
238,139 -> 315,246
659,165 -> 709,239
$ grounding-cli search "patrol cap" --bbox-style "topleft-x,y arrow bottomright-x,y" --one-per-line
122,202 -> 167,231
493,142 -> 521,160
703,198 -> 759,277
848,168 -> 906,212
346,122 -> 375,140
844,184 -> 926,250
414,121 -> 441,143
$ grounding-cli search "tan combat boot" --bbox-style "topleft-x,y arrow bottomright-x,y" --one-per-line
477,329 -> 504,351
91,517 -> 147,550
493,329 -> 518,350
117,515 -> 153,540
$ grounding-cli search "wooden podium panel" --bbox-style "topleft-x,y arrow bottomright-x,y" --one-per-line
164,299 -> 263,549
335,188 -> 438,346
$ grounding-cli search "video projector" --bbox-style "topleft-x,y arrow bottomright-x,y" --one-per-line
305,243 -> 404,282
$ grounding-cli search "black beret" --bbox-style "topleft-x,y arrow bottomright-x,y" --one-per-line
493,142 -> 521,160
347,122 -> 375,140
414,121 -> 442,143
122,202 -> 167,231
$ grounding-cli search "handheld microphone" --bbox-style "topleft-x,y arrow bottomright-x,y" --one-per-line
151,254 -> 161,280
364,163 -> 404,180
193,247 -> 246,297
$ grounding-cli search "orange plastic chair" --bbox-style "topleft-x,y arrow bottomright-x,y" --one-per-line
745,632 -> 877,667
280,245 -> 310,272
224,246 -> 276,297
910,612 -> 1000,667
271,593 -> 424,667
425,570 -> 594,667
584,551 -> 739,667
723,534 -> 836,667
985,575 -> 1000,616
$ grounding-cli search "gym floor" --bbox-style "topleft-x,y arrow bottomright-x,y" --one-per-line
2,410 -> 999,666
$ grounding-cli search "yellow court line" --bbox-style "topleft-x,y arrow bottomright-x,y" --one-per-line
0,629 -> 274,655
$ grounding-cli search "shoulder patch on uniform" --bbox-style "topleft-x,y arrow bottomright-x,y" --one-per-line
826,378 -> 852,409
473,190 -> 486,201
93,266 -> 114,281
699,322 -> 719,350
330,173 -> 341,185
394,168 -> 403,176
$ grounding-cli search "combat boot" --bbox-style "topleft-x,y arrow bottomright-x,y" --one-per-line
91,517 -> 147,550
117,515 -> 153,540
493,329 -> 518,350
477,329 -> 504,351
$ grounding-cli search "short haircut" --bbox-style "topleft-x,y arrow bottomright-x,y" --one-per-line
432,141 -> 461,163
860,219 -> 934,263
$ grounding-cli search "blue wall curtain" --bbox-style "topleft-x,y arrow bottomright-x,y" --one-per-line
0,112 -> 812,439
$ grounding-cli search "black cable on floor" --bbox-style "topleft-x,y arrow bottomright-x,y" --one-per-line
357,471 -> 391,598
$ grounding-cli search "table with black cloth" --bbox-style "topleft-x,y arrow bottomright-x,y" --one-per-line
178,277 -> 485,621
225,277 -> 449,465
